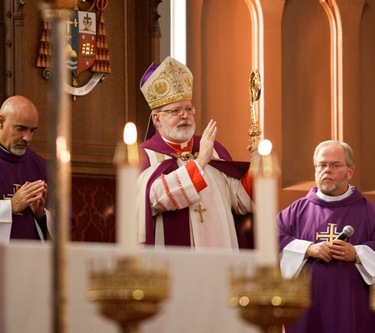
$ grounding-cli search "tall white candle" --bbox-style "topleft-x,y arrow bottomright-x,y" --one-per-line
115,122 -> 139,252
252,140 -> 280,267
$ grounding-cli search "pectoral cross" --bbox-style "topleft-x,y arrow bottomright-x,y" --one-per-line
194,203 -> 207,223
316,223 -> 339,242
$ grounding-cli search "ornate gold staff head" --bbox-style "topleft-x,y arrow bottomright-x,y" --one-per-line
248,69 -> 262,148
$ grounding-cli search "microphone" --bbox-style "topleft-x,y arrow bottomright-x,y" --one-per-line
334,225 -> 354,241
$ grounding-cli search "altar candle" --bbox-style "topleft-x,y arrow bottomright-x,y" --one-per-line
114,122 -> 140,252
252,140 -> 280,267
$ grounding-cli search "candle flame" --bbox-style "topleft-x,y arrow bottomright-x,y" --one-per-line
115,122 -> 140,166
123,122 -> 137,145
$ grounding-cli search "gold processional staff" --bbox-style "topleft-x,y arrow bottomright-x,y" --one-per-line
248,69 -> 262,148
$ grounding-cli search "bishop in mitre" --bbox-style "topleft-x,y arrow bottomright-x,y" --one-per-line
137,56 -> 254,248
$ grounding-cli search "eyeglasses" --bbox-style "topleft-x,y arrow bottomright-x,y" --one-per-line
315,162 -> 348,171
158,106 -> 196,117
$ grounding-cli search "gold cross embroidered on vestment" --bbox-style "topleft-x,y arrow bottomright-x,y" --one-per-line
316,223 -> 340,242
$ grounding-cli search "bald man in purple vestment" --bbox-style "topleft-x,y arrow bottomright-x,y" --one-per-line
278,140 -> 375,333
0,96 -> 51,242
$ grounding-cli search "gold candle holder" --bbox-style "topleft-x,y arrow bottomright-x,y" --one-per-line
87,256 -> 170,333
370,284 -> 375,312
229,265 -> 310,333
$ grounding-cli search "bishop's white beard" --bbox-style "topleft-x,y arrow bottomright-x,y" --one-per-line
161,120 -> 195,142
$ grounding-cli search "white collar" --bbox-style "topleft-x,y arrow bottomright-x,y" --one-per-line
316,186 -> 353,202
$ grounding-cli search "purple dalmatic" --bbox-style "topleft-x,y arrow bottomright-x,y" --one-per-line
0,147 -> 48,240
278,186 -> 375,333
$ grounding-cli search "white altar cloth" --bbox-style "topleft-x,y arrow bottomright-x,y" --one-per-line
0,241 -> 260,333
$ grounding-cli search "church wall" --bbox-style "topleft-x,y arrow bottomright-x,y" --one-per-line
199,0 -> 253,163
360,0 -> 375,193
187,0 -> 375,212
281,0 -> 331,188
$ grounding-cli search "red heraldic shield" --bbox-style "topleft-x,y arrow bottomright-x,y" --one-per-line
77,11 -> 97,76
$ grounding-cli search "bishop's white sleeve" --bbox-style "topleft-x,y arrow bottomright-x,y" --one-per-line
280,239 -> 313,278
0,200 -> 13,243
150,165 -> 202,214
354,245 -> 375,285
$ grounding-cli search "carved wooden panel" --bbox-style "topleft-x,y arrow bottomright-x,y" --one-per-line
71,175 -> 116,242
1,0 -> 161,242
0,3 -> 4,102
2,0 -> 157,176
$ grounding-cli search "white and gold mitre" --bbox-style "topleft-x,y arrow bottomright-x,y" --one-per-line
140,56 -> 193,109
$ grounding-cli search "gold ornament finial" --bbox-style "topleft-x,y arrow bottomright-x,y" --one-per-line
248,69 -> 262,148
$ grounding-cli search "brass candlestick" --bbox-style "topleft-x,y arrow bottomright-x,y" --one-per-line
229,265 -> 311,333
31,1 -> 75,333
371,283 -> 375,312
248,69 -> 262,148
87,256 -> 170,333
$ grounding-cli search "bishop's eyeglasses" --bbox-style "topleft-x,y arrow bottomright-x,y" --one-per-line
157,106 -> 196,117
315,162 -> 348,171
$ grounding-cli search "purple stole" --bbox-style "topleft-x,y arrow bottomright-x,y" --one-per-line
140,132 -> 250,246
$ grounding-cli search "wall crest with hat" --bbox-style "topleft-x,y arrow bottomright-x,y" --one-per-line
36,0 -> 111,99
